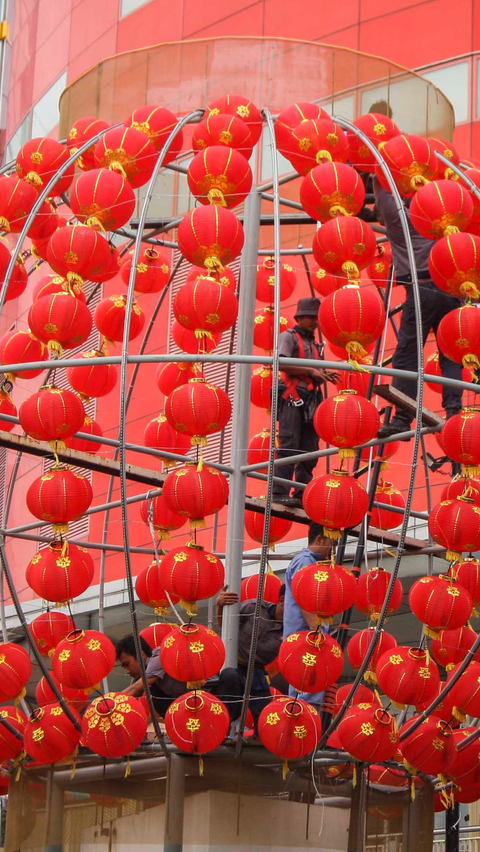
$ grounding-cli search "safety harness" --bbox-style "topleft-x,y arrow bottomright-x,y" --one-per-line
281,329 -> 321,405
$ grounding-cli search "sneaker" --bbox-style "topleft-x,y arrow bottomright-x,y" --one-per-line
445,407 -> 462,421
377,417 -> 412,441
273,495 -> 303,508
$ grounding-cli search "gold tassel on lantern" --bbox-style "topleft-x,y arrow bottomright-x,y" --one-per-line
452,706 -> 466,723
403,759 -> 417,776
194,329 -> 215,342
324,527 -> 342,541
282,760 -> 289,781
207,188 -> 227,206
204,256 -> 224,274
124,757 -> 131,778
190,435 -> 208,448
345,341 -> 369,372
85,216 -> 106,232
199,758 -> 204,777
410,777 -> 416,801
47,340 -> 63,357
189,518 -> 206,531
463,465 -> 480,476
352,765 -> 357,787
363,670 -> 378,685
459,282 -> 480,301
424,626 -> 441,640
153,606 -> 170,617
187,680 -> 206,690
446,550 -> 463,564
338,447 -> 356,461
13,688 -> 26,705
180,600 -> 197,617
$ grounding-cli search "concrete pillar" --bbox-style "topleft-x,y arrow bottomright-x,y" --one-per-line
164,755 -> 185,852
45,771 -> 64,852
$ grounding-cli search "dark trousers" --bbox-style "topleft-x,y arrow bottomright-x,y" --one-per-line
273,398 -> 319,499
237,664 -> 272,733
392,281 -> 463,421
151,667 -> 245,723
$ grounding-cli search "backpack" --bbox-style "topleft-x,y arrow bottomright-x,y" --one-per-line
237,600 -> 283,667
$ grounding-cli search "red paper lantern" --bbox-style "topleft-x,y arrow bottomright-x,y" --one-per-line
0,389 -> 16,432
70,168 -> 136,231
376,646 -> 440,708
66,350 -> 118,401
0,245 -> 28,302
160,623 -> 225,686
338,703 -> 398,762
94,295 -> 145,343
162,462 -> 229,529
274,102 -> 329,150
94,126 -> 157,188
466,168 -> 480,221
65,415 -> 103,453
32,272 -> 85,302
279,630 -> 344,693
255,256 -> 296,303
186,263 -> 237,290
165,690 -> 230,754
427,136 -> 460,180
26,467 -> 93,533
28,292 -> 93,356
300,162 -> 365,222
410,180 -> 473,240
30,611 -> 75,657
82,692 -> 148,757
26,540 -> 95,603
313,217 -> 377,280
310,265 -> 343,296
247,428 -> 278,473
177,205 -> 244,272
291,560 -> 357,622
23,704 -> 81,763
360,439 -> 400,464
425,350 -> 472,393
399,716 -> 456,775
124,104 -> 182,158
244,509 -> 292,545
120,244 -> 171,294
0,643 -> 31,702
428,496 -> 480,562
347,628 -> 397,683
0,706 -> 26,761
251,366 -> 274,410
192,113 -> 252,158
253,306 -> 293,351
47,224 -> 111,288
370,480 -> 406,530
140,494 -> 186,540
241,571 -> 283,603
53,629 -> 116,690
449,558 -> 480,606
346,113 -> 400,171
429,233 -> 480,300
333,682 -> 377,716
431,625 -> 479,671
165,378 -> 231,447
367,242 -> 396,287
156,361 -> 202,396
375,134 -> 438,196
368,765 -> 409,789
171,321 -> 222,354
19,385 -> 85,448
409,574 -> 473,637
441,409 -> 480,473
415,679 -> 457,722
285,118 -> 349,175
136,561 -> 181,613
356,567 -> 404,621
173,276 -> 238,335
303,470 -> 369,539
67,117 -> 110,170
447,660 -> 480,720
319,286 -> 387,361
258,696 -> 320,759
103,243 -> 123,281
447,727 -> 480,789
16,137 -> 74,194
442,476 -> 480,505
0,175 -> 38,233
159,543 -> 225,613
187,146 -> 252,208
208,94 -> 262,144
313,390 -> 380,460
144,413 -> 191,464
140,622 -> 178,650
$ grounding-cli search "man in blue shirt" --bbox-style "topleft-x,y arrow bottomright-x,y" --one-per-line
284,522 -> 333,712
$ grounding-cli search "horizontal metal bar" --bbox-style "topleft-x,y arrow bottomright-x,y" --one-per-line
0,529 -> 158,554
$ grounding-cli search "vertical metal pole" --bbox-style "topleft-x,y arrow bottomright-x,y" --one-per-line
164,754 -> 186,852
445,802 -> 460,852
221,189 -> 261,666
45,772 -> 64,852
347,764 -> 367,852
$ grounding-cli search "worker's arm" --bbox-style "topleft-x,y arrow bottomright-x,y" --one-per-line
282,364 -> 340,383
121,675 -> 159,697
216,584 -> 239,628
301,609 -> 320,631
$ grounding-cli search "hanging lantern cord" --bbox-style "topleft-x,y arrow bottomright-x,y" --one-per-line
146,491 -> 184,627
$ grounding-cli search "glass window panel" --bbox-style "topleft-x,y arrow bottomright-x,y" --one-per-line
422,63 -> 469,124
120,0 -> 150,17
135,169 -> 175,219
5,113 -> 31,163
32,71 -> 67,137
324,95 -> 355,120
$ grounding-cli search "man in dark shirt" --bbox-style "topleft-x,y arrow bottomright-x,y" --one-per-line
374,179 -> 463,439
274,297 -> 339,507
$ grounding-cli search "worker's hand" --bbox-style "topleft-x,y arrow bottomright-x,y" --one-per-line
311,368 -> 340,384
216,585 -> 239,609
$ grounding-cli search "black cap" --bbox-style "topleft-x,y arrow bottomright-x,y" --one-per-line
294,297 -> 320,318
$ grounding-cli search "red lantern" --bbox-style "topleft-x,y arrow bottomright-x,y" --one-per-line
447,727 -> 480,789
319,286 -> 387,361
165,690 -> 230,754
65,416 -> 103,454
0,246 -> 28,302
447,660 -> 480,720
241,571 -> 283,603
376,646 -> 440,708
160,623 -> 225,686
120,244 -> 171,294
94,126 -> 157,188
156,361 -> 202,396
303,470 -> 369,539
0,706 -> 26,761
140,622 -> 178,650
192,113 -> 252,158
67,117 -> 110,170
186,263 -> 237,290
368,765 -> 409,789
466,168 -> 480,221
256,257 -> 296,303
356,567 -> 404,621
431,625 -> 479,671
415,679 -> 457,722
258,696 -> 320,760
0,175 -> 38,232
28,292 -> 93,356
247,428 -> 278,473
399,716 -> 456,775
367,242 -> 397,287
162,462 -> 229,530
30,611 -> 75,657
53,629 -> 116,690
251,366 -> 274,410
16,137 -> 74,194
47,224 -> 111,288
144,414 -> 191,463
347,628 -> 397,683
313,217 -> 377,280
70,168 -> 136,231
284,119 -> 349,175
429,233 -> 480,300
313,390 -> 380,460
26,467 -> 93,533
274,102 -> 329,150
136,561 -> 181,613
173,276 -> 238,335
187,146 -> 252,208
338,703 -> 398,762
0,643 -> 31,702
279,630 -> 344,693
333,682 -> 377,716
370,480 -> 406,530
449,558 -> 480,607
428,136 -> 460,180
171,321 -> 222,354
300,162 -> 365,222
425,351 -> 472,394
208,94 -> 262,144
26,200 -> 60,241
124,104 -> 182,158
244,509 -> 292,545
66,350 -> 118,401
346,113 -> 400,171
360,439 -> 400,464
253,306 -> 293,351
375,134 -> 438,196
82,692 -> 148,757
0,389 -> 16,432
310,265 -> 343,296
291,560 -> 357,623
428,496 -> 480,562
23,704 -> 81,763
165,378 -> 231,447
19,385 -> 85,448
94,295 -> 145,343
26,540 -> 94,603
409,574 -> 473,637
410,180 -> 473,240
104,243 -> 123,281
177,205 -> 244,272
441,409 -> 480,474
32,272 -> 85,302
159,543 -> 224,614
140,494 -> 186,540
442,476 -> 480,505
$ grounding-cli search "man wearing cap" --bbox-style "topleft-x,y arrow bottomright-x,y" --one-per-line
273,297 -> 339,508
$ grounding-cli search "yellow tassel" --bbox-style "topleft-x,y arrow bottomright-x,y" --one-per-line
199,757 -> 204,776
453,706 -> 466,722
318,616 -> 333,627
392,700 -> 406,710
411,778 -> 416,801
207,188 -> 227,206
194,329 -> 214,341
196,456 -> 204,473
444,225 -> 460,236
25,171 -> 43,187
49,439 -> 66,454
190,435 -> 208,448
345,340 -> 368,360
446,550 -> 463,564
329,204 -> 351,218
180,600 -> 197,617
189,518 -> 206,531
324,527 -> 342,540
52,523 -> 69,536
109,161 -> 128,179
70,757 -> 77,780
446,663 -> 455,671
124,757 -> 131,778
374,689 -> 382,706
441,789 -> 452,810
316,149 -> 333,164
154,606 -> 170,616
4,373 -> 15,384
13,688 -> 26,705
47,340 -> 63,357
48,648 -> 55,658
282,760 -> 289,781
424,626 -> 440,640
0,217 -> 10,232
204,256 -> 224,273
15,764 -> 22,782
157,530 -> 172,541
339,447 -> 356,461
353,765 -> 357,787
66,271 -> 84,289
383,549 -> 397,558
463,465 -> 480,477
86,216 -> 106,232
460,283 -> 480,301
473,608 -> 479,618
363,670 -> 378,685
341,261 -> 361,279
403,759 -> 417,775
187,680 -> 206,689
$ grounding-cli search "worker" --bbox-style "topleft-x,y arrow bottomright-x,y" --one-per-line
283,522 -> 333,713
273,297 -> 339,508
374,177 -> 463,439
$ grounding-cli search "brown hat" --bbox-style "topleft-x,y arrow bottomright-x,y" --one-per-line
294,297 -> 320,318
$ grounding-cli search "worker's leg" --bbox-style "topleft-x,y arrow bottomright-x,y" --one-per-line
248,669 -> 273,735
273,400 -> 302,500
208,667 -> 244,723
430,288 -> 464,414
292,419 -> 319,501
